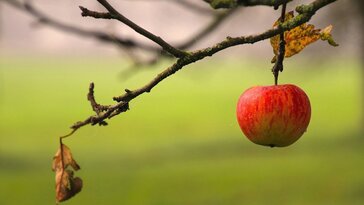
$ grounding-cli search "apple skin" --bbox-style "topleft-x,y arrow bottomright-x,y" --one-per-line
236,84 -> 311,147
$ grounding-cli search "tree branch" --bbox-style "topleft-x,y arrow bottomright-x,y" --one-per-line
113,6 -> 238,78
2,0 -> 236,69
119,7 -> 238,77
204,0 -> 292,9
81,0 -> 188,58
272,2 -> 287,85
69,0 -> 337,132
0,0 -> 160,52
126,0 -> 214,16
87,82 -> 110,116
165,0 -> 213,15
178,8 -> 238,50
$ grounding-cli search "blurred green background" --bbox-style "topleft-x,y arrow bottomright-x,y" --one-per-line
0,57 -> 362,205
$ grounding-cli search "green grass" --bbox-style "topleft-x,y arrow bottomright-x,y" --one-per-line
0,57 -> 363,205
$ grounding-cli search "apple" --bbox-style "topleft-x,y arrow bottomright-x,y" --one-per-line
236,84 -> 311,147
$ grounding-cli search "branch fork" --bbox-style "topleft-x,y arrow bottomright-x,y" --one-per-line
80,0 -> 188,58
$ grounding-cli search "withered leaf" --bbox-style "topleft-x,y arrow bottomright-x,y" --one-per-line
55,170 -> 83,202
52,144 -> 80,171
270,11 -> 338,63
52,143 -> 82,203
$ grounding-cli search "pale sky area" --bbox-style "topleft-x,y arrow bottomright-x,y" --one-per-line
0,0 -> 360,59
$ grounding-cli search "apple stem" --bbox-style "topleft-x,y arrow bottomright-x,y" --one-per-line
272,2 -> 287,85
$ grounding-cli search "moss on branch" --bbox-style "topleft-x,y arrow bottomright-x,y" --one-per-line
207,0 -> 237,9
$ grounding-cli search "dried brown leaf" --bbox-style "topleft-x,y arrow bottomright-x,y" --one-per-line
52,144 -> 80,171
55,169 -> 83,202
52,143 -> 82,203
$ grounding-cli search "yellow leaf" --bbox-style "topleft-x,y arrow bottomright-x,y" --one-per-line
270,11 -> 338,63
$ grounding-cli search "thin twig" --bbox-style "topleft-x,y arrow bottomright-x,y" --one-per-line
119,7 -> 238,78
82,0 -> 188,58
87,82 -> 110,115
272,2 -> 287,85
178,8 -> 238,50
60,129 -> 77,140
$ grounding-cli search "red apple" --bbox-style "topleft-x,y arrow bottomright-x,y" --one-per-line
236,84 -> 311,147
